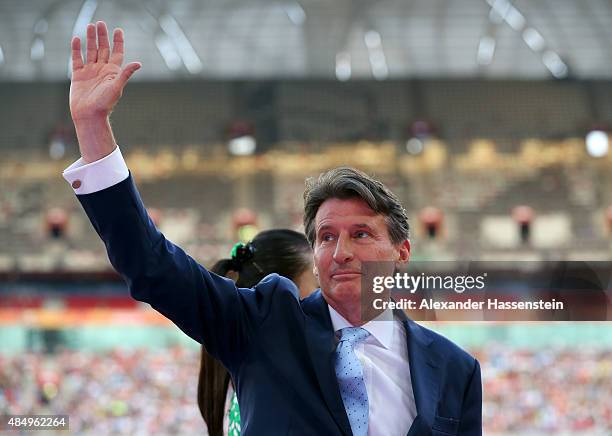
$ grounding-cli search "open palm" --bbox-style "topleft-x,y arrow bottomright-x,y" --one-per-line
70,22 -> 140,121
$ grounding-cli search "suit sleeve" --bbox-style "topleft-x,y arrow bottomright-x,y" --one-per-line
458,359 -> 483,435
76,174 -> 276,370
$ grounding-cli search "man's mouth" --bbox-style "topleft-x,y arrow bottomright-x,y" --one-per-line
331,271 -> 361,280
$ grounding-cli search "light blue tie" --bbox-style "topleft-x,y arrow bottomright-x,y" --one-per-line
335,327 -> 370,436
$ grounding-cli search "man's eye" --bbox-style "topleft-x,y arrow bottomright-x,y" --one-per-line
355,231 -> 370,239
321,234 -> 335,242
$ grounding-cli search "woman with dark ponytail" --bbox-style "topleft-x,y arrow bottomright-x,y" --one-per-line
198,229 -> 317,436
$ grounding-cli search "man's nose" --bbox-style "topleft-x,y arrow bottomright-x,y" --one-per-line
333,234 -> 354,263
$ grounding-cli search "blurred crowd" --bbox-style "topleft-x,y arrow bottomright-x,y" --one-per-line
0,347 -> 205,435
1,345 -> 610,435
477,345 -> 611,434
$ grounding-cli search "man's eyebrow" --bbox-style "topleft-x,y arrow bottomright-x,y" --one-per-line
316,223 -> 374,233
316,224 -> 334,233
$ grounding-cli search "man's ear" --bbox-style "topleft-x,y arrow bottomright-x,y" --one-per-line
397,240 -> 410,263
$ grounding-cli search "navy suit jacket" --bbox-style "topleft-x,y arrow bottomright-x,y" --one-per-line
77,175 -> 482,436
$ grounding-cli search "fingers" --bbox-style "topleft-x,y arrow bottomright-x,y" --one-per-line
71,36 -> 84,70
109,28 -> 124,66
80,22 -> 133,68
96,21 -> 110,63
117,62 -> 141,88
85,23 -> 97,64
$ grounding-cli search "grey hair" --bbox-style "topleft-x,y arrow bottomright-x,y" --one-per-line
303,167 -> 410,247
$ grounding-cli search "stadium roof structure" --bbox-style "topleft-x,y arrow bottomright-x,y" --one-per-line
1,0 -> 612,81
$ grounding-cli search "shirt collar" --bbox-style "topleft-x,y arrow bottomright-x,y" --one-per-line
327,305 -> 395,350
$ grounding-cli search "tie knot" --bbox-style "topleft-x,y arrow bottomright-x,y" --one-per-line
338,327 -> 370,346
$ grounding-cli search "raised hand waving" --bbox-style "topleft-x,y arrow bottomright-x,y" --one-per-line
69,21 -> 141,162
70,21 -> 141,121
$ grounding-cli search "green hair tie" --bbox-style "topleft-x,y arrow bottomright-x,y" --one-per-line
230,242 -> 244,259
230,241 -> 262,273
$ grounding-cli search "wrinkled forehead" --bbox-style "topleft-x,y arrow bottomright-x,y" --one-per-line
315,197 -> 384,229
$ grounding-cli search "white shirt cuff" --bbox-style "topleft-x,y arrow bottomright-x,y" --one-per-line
62,146 -> 129,195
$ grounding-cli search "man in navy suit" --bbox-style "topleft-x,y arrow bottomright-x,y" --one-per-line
64,21 -> 482,435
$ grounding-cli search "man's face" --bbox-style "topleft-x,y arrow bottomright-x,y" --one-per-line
313,197 -> 410,310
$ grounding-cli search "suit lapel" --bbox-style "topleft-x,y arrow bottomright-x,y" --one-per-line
301,291 -> 352,436
397,310 -> 442,433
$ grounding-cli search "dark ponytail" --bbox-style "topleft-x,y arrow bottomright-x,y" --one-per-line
198,229 -> 312,435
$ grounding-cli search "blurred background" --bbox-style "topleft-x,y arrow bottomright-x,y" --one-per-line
1,0 -> 611,434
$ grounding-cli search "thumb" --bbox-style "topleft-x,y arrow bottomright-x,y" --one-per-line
117,62 -> 141,88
